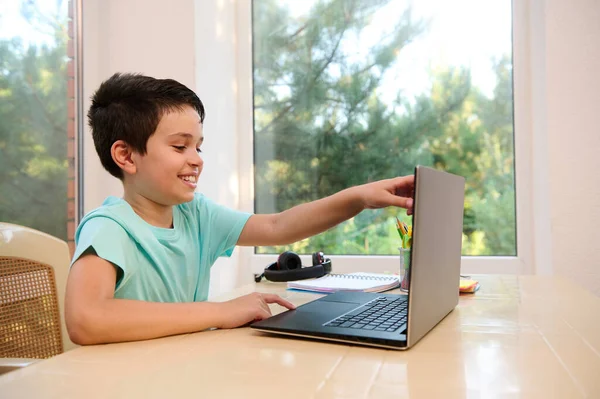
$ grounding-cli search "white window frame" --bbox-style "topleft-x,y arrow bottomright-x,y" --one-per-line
231,0 -> 549,276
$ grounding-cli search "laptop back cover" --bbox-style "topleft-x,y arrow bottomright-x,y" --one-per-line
407,166 -> 465,347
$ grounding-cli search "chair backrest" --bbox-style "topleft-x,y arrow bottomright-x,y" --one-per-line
0,223 -> 75,358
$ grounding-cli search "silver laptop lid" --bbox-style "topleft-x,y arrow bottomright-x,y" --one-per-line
406,166 -> 465,347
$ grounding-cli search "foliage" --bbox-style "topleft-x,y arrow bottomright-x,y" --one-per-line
253,0 -> 516,256
0,1 -> 68,240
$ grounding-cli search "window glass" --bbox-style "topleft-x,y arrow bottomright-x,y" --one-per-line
0,0 -> 74,242
252,0 -> 515,256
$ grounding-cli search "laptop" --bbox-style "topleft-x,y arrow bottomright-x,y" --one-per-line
251,166 -> 466,350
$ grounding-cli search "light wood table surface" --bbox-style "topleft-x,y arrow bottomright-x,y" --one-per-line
1,275 -> 599,398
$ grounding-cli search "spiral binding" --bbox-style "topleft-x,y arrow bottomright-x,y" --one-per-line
327,273 -> 397,281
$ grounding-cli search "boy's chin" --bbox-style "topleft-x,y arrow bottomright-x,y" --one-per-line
177,192 -> 196,204
157,192 -> 195,206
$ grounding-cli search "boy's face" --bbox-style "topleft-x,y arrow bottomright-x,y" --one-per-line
130,105 -> 204,206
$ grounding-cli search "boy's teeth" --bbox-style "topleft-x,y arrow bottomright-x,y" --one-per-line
181,176 -> 196,183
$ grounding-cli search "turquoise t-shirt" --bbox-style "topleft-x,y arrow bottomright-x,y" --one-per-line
72,194 -> 252,303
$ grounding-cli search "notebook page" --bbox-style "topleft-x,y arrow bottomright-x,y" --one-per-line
287,272 -> 399,293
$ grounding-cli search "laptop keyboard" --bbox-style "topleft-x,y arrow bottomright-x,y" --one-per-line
323,296 -> 408,332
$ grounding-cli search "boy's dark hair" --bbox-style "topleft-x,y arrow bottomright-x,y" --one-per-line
88,73 -> 205,179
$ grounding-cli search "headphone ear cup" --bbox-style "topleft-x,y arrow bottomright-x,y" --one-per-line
277,251 -> 301,270
262,251 -> 331,282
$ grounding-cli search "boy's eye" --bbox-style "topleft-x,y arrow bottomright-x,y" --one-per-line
173,146 -> 186,151
196,148 -> 203,153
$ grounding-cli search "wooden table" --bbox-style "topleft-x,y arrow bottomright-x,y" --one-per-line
1,275 -> 599,398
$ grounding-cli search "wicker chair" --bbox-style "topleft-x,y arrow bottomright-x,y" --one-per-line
0,223 -> 75,373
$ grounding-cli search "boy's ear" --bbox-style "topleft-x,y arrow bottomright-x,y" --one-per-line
111,140 -> 137,176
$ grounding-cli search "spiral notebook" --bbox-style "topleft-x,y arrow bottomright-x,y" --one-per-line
287,272 -> 400,293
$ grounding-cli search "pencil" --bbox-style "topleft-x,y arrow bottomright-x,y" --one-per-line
395,222 -> 404,239
397,217 -> 407,236
395,217 -> 406,248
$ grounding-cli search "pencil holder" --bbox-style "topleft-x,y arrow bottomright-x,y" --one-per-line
398,247 -> 411,292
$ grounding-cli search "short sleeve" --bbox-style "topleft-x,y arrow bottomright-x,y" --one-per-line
72,216 -> 137,281
196,194 -> 252,264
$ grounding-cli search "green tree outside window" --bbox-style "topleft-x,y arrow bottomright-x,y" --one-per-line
252,0 -> 516,256
0,0 -> 69,240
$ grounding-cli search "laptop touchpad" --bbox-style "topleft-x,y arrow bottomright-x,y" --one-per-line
299,300 -> 359,316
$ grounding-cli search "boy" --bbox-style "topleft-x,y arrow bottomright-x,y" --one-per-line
65,73 -> 415,345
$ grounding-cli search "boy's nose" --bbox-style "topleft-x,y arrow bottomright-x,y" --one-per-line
189,150 -> 203,167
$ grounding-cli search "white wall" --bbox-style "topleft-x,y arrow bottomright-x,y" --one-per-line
83,0 -> 197,206
82,0 -> 600,296
545,0 -> 600,295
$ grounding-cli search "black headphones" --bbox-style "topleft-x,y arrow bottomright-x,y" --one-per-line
254,251 -> 332,282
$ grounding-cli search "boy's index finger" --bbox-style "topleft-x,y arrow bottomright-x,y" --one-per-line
395,174 -> 415,186
261,293 -> 297,309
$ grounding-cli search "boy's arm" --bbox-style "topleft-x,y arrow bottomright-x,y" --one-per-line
237,175 -> 414,246
65,254 -> 295,345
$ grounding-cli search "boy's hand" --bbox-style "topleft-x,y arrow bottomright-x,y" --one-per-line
359,175 -> 415,214
215,293 -> 296,329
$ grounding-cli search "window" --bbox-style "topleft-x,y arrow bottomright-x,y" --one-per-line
0,0 -> 78,250
251,0 -> 515,257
